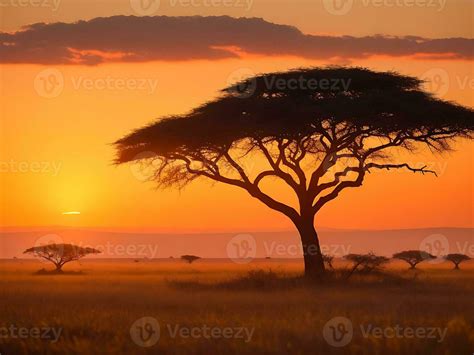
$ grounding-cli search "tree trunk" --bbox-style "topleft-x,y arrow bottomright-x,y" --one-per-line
295,216 -> 325,279
454,263 -> 460,270
54,263 -> 63,272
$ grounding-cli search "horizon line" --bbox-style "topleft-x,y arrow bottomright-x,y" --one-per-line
1,225 -> 473,234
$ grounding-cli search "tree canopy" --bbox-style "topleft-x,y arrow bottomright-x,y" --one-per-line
393,250 -> 436,269
116,67 -> 472,163
181,255 -> 201,264
344,252 -> 390,273
444,253 -> 471,269
24,243 -> 101,271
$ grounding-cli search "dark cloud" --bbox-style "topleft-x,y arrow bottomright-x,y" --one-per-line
0,15 -> 472,65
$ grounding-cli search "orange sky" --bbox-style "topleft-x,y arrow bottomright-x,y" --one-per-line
0,2 -> 473,231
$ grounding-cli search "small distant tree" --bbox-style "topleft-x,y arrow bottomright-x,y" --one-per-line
444,254 -> 471,270
322,254 -> 334,269
344,252 -> 389,278
181,255 -> 201,264
393,250 -> 436,269
24,243 -> 101,272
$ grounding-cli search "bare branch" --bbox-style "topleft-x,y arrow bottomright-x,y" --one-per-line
365,163 -> 437,176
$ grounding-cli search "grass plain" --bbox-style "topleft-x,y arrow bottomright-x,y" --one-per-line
1,259 -> 473,354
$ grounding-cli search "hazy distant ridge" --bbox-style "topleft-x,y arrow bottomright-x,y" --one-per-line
1,227 -> 472,259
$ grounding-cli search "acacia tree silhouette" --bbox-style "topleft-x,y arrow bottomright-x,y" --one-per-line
393,250 -> 436,269
24,244 -> 101,272
444,253 -> 471,270
181,255 -> 201,264
114,67 -> 473,279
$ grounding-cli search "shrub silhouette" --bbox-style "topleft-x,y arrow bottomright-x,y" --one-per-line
181,255 -> 201,264
24,243 -> 101,272
444,253 -> 471,270
393,250 -> 436,269
344,252 -> 389,278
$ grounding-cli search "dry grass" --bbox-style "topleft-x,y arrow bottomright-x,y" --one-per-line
0,259 -> 473,354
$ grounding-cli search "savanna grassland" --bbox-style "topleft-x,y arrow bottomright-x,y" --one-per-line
1,259 -> 473,355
